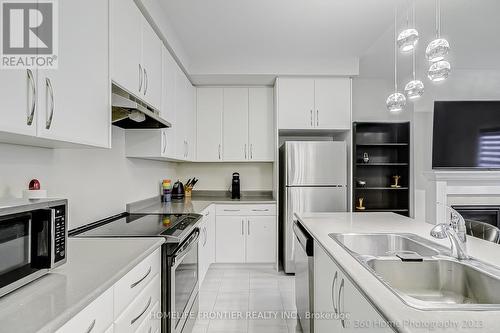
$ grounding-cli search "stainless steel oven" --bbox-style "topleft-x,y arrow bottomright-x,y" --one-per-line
165,228 -> 200,333
0,199 -> 67,297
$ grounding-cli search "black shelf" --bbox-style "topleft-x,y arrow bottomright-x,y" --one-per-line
353,122 -> 411,217
356,163 -> 409,166
355,187 -> 409,190
356,143 -> 409,147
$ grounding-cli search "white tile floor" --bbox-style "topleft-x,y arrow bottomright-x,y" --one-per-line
193,264 -> 303,333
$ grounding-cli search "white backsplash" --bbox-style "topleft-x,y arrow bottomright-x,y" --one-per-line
0,127 -> 177,229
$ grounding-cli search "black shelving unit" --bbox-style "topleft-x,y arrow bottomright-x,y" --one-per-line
353,122 -> 410,217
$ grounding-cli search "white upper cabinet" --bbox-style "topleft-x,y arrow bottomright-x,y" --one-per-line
196,86 -> 274,162
111,0 -> 162,109
249,87 -> 274,161
196,88 -> 223,161
185,81 -> 196,160
0,70 -> 38,137
110,0 -> 142,96
36,0 -> 110,147
223,88 -> 249,161
278,77 -> 351,130
141,20 -> 162,109
314,78 -> 351,130
278,78 -> 315,129
161,47 -> 177,122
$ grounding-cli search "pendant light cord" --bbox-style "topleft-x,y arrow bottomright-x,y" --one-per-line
412,0 -> 416,80
394,5 -> 398,91
436,0 -> 441,38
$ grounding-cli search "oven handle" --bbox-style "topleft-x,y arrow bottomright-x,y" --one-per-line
171,228 -> 200,267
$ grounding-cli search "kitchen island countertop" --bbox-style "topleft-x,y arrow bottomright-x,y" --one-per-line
296,212 -> 500,333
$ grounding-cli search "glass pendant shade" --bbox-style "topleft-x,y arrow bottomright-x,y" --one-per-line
386,92 -> 407,112
425,38 -> 450,62
397,28 -> 419,52
427,60 -> 451,82
404,79 -> 425,100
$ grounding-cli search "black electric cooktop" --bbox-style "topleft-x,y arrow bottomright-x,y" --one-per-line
73,213 -> 202,244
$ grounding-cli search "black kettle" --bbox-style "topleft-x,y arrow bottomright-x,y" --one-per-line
172,180 -> 185,200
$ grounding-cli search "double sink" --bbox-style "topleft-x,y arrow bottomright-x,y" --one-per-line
329,233 -> 500,310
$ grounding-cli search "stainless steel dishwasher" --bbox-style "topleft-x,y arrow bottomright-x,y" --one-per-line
293,220 -> 314,333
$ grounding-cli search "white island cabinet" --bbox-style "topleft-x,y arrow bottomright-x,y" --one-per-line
314,242 -> 392,333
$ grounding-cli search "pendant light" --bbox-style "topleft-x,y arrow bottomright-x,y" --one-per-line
386,6 -> 406,113
428,60 -> 451,82
425,0 -> 450,62
404,0 -> 424,100
397,0 -> 419,53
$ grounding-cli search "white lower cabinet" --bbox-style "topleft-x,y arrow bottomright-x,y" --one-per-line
56,287 -> 114,333
57,249 -> 161,333
246,216 -> 276,263
215,204 -> 276,264
314,242 -> 392,333
199,205 -> 216,284
216,216 -> 246,263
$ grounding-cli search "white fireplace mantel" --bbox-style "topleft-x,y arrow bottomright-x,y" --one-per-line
425,171 -> 500,224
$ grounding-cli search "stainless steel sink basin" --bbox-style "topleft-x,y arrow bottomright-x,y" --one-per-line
329,232 -> 500,310
366,257 -> 500,309
329,233 -> 441,257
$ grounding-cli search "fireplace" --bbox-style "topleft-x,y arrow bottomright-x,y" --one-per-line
452,205 -> 500,228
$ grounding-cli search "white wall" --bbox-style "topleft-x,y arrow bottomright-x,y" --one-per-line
352,78 -> 414,122
177,163 -> 273,192
412,69 -> 500,221
0,127 -> 177,229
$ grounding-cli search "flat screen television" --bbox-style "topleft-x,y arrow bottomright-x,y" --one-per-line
432,101 -> 500,169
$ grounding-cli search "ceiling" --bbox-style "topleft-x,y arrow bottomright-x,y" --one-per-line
159,0 -> 500,84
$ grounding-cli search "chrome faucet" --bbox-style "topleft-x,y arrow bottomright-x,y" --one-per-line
430,206 -> 469,260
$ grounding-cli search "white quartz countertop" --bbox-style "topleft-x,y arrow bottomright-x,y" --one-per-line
0,237 -> 164,333
133,196 -> 276,215
296,212 -> 500,333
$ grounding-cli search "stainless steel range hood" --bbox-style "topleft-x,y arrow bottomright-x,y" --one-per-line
111,85 -> 171,129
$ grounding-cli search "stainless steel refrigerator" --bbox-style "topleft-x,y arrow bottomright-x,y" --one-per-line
280,141 -> 347,274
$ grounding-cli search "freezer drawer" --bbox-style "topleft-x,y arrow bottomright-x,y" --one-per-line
282,186 -> 346,273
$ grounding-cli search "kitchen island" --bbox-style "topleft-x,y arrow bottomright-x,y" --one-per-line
296,212 -> 500,333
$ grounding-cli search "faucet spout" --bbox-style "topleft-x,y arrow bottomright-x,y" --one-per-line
430,207 -> 469,260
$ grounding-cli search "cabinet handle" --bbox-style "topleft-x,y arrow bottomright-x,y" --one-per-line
45,78 -> 55,130
241,220 -> 244,235
244,144 -> 247,159
131,296 -> 152,325
339,278 -> 345,328
224,209 -> 240,212
138,64 -> 143,92
251,209 -> 269,212
162,131 -> 167,154
250,144 -> 253,160
204,227 -> 208,246
247,219 -> 250,235
144,67 -> 148,95
310,110 -> 313,126
130,266 -> 152,289
331,271 -> 338,314
218,144 -> 221,160
316,110 -> 319,126
84,319 -> 96,333
27,69 -> 36,126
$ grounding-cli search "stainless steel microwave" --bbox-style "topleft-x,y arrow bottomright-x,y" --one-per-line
0,199 -> 67,297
